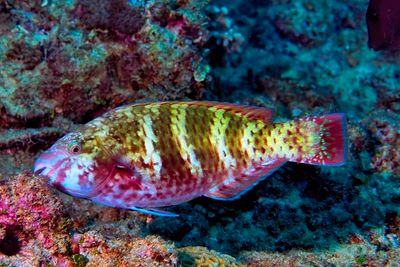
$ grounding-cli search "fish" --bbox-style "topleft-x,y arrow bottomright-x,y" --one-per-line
33,101 -> 348,217
366,0 -> 400,51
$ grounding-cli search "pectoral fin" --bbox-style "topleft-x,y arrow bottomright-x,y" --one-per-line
95,136 -> 135,171
130,206 -> 179,217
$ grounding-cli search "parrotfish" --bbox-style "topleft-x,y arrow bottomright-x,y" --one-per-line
34,102 -> 348,217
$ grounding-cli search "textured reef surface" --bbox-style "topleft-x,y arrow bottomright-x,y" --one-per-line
0,0 -> 399,266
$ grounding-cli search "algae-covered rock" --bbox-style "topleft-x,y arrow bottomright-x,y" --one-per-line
0,0 -> 209,124
0,0 -> 210,175
177,246 -> 241,267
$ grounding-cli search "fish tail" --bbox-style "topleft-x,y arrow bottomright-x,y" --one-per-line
292,113 -> 348,166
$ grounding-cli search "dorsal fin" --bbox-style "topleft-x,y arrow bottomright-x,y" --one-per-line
204,159 -> 287,200
184,101 -> 274,122
118,101 -> 274,123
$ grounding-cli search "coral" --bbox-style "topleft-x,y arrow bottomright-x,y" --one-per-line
0,0 -> 399,266
271,1 -> 356,47
365,110 -> 400,176
239,245 -> 400,267
0,0 -> 210,182
0,175 -> 181,266
240,225 -> 400,266
0,0 -> 210,179
0,127 -> 63,151
147,0 -> 400,259
0,173 -> 74,266
0,172 -> 181,266
0,115 -> 75,176
71,231 -> 177,266
255,77 -> 337,117
177,246 -> 240,266
75,0 -> 146,36
207,5 -> 245,53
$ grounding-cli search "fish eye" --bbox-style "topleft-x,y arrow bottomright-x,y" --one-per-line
68,141 -> 82,155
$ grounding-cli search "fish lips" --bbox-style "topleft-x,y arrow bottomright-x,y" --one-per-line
33,149 -> 68,181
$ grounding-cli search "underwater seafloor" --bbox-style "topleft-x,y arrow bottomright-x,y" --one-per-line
0,0 -> 399,266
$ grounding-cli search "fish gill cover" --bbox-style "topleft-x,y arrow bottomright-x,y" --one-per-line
0,0 -> 399,266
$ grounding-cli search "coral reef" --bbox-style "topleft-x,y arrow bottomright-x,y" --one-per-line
207,5 -> 245,53
0,0 -> 210,176
0,173 -> 73,266
240,224 -> 400,266
0,174 -> 184,266
75,0 -> 146,36
366,110 -> 400,176
0,0 -> 209,121
272,2 -> 355,47
240,245 -> 400,266
177,246 -> 240,266
0,0 -> 212,265
147,0 -> 400,261
71,232 -> 177,266
0,0 -> 399,265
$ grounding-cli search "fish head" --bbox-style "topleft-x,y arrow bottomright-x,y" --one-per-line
33,132 -> 111,198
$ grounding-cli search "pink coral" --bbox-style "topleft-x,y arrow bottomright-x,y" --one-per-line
0,174 -> 179,266
71,231 -> 177,266
0,173 -> 73,266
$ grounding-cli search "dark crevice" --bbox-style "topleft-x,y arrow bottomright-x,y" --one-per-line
0,227 -> 21,256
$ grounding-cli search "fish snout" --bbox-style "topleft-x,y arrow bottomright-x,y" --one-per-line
34,150 -> 50,171
33,155 -> 52,177
33,148 -> 66,178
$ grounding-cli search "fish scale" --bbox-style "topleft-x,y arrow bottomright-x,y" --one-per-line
34,101 -> 347,216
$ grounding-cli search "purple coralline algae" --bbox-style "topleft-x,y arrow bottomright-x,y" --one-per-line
0,173 -> 73,266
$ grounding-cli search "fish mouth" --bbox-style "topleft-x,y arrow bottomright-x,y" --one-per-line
33,148 -> 67,177
33,154 -> 68,184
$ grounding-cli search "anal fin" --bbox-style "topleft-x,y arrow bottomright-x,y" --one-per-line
204,159 -> 286,200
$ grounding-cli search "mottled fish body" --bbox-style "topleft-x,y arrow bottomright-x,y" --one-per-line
34,102 -> 347,216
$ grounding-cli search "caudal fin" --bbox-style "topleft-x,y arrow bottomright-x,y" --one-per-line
295,113 -> 348,166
